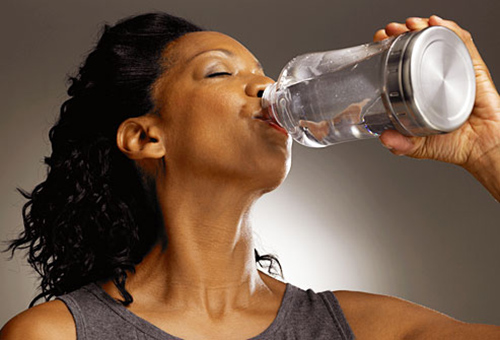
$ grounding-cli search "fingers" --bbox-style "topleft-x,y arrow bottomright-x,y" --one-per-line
372,16 -> 432,42
405,17 -> 429,30
373,20 -> 416,42
376,15 -> 473,53
373,29 -> 388,42
372,16 -> 487,79
372,23 -> 407,42
384,22 -> 410,37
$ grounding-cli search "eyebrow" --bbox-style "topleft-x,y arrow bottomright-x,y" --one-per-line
187,48 -> 264,72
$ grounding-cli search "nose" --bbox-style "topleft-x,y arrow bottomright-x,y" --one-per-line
245,75 -> 275,98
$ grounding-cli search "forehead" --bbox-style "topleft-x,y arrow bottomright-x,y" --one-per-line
163,31 -> 257,65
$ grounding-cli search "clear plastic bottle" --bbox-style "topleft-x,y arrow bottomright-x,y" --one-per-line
262,26 -> 476,148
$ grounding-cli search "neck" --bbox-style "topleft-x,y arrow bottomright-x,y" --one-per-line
118,174 -> 274,314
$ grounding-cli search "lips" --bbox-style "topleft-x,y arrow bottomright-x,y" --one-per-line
253,108 -> 289,136
263,120 -> 289,136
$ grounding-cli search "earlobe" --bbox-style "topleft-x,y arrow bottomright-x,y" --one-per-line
116,116 -> 166,160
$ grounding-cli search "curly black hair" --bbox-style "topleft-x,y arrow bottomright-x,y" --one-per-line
6,12 -> 282,308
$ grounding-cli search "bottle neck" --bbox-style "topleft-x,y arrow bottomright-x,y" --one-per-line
261,82 -> 282,126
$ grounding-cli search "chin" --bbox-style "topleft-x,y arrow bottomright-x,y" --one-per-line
255,152 -> 292,194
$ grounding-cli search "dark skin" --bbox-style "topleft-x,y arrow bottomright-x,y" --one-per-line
1,16 -> 499,339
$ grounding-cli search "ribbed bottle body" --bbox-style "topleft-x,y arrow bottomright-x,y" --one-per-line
263,38 -> 394,147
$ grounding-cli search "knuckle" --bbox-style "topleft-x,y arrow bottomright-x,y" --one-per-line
385,22 -> 398,30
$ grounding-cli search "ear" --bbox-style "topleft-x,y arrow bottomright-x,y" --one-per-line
116,115 -> 166,160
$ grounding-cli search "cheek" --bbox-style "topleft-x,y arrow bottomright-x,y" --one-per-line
186,90 -> 248,143
165,88 -> 252,169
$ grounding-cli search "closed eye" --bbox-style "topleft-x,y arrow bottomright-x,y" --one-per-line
206,72 -> 232,78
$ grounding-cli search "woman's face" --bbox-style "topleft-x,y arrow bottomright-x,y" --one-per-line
152,31 -> 292,191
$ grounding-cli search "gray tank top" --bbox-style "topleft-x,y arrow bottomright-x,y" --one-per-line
57,282 -> 355,339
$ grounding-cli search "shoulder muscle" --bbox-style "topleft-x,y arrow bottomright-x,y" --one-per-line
0,300 -> 76,340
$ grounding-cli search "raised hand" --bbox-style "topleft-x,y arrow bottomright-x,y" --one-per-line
374,16 -> 500,168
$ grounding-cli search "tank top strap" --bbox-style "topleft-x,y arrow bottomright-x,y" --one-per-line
264,284 -> 355,339
317,289 -> 355,339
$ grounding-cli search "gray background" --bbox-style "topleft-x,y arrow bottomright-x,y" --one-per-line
1,0 -> 499,328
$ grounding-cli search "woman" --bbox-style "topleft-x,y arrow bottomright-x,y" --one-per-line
1,12 -> 499,339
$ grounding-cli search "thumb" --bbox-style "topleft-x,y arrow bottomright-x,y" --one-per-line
379,130 -> 422,156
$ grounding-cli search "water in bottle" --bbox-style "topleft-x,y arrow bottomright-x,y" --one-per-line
262,26 -> 476,148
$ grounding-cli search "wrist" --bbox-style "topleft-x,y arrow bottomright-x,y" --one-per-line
463,144 -> 500,202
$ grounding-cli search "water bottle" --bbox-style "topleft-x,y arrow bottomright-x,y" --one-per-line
261,26 -> 476,148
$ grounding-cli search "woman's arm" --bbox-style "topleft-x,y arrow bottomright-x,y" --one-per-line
335,17 -> 500,339
335,290 -> 500,339
462,143 -> 500,202
376,16 -> 500,201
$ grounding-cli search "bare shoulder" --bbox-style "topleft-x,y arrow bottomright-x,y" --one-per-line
0,300 -> 76,340
333,290 -> 500,339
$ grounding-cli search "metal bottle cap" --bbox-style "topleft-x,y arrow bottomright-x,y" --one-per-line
384,26 -> 476,136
